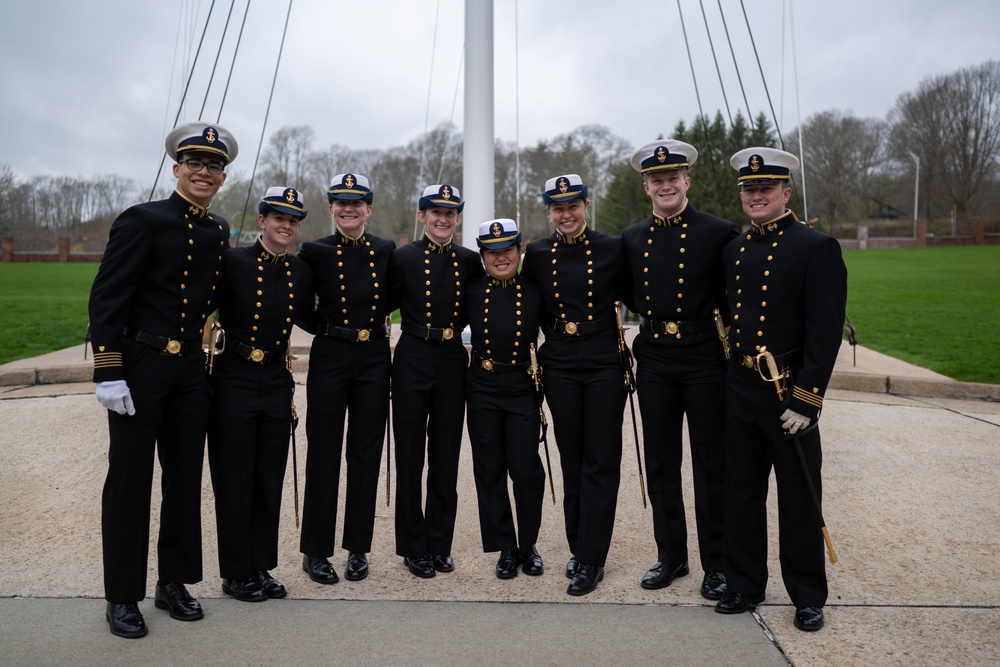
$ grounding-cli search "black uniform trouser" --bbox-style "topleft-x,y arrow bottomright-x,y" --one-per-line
633,335 -> 727,573
392,334 -> 468,558
538,335 -> 625,567
102,338 -> 208,603
466,367 -> 546,553
207,355 -> 292,580
722,364 -> 828,608
300,336 -> 390,557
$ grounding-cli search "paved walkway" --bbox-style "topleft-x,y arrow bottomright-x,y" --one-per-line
1,330 -> 998,665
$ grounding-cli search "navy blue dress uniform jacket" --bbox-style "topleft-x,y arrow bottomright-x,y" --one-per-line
465,274 -> 546,554
207,239 -> 314,580
391,235 -> 485,558
520,228 -> 626,568
88,190 -> 229,603
296,229 -> 399,558
721,209 -> 847,609
619,203 -> 738,574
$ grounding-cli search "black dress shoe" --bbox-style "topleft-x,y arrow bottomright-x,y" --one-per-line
640,560 -> 690,590
520,545 -> 544,576
715,591 -> 766,614
345,552 -> 369,581
567,563 -> 605,596
495,549 -> 519,579
794,606 -> 825,631
106,602 -> 147,639
700,570 -> 727,600
404,555 -> 436,578
256,570 -> 287,598
565,556 -> 579,579
302,555 -> 339,584
431,554 -> 454,572
222,577 -> 268,602
154,582 -> 203,621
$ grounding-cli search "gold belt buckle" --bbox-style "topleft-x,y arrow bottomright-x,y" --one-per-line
249,348 -> 266,363
442,327 -> 454,341
357,329 -> 371,342
564,321 -> 579,335
165,339 -> 182,355
482,358 -> 494,371
742,354 -> 754,369
665,321 -> 679,335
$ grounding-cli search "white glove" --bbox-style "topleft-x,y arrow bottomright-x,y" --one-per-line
96,380 -> 136,416
780,408 -> 811,435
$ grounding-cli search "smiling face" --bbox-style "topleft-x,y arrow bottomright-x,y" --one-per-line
330,199 -> 372,238
172,150 -> 226,207
418,206 -> 460,244
258,210 -> 301,253
739,183 -> 791,224
643,169 -> 690,218
482,245 -> 520,281
546,198 -> 589,238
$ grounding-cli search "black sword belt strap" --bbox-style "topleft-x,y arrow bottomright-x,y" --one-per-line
732,348 -> 800,372
122,326 -> 195,356
401,322 -> 458,342
548,316 -> 615,336
470,350 -> 530,374
318,322 -> 375,342
640,316 -> 716,336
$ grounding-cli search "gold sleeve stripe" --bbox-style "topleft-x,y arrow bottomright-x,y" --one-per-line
792,385 -> 823,408
93,352 -> 123,369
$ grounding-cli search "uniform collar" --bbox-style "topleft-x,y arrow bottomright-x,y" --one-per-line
653,200 -> 688,227
255,238 -> 286,264
173,190 -> 209,218
337,225 -> 367,246
555,227 -> 588,245
423,233 -> 453,254
489,277 -> 518,288
750,209 -> 796,236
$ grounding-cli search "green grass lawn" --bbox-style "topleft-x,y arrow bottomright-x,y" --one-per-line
2,247 -> 999,384
842,245 -> 1000,384
0,263 -> 98,365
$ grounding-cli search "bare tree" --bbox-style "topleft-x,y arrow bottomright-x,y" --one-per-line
785,110 -> 887,235
889,60 -> 1000,225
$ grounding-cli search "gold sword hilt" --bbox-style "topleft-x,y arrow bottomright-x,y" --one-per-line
756,346 -> 787,401
713,308 -> 731,360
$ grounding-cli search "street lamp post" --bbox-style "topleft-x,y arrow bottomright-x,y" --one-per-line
907,151 -> 920,238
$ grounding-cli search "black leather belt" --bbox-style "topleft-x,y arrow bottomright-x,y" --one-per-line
402,322 -> 458,342
548,316 -> 614,336
319,322 -> 375,342
641,317 -> 715,337
228,337 -> 281,364
732,348 -> 800,372
470,350 -> 529,374
123,327 -> 195,356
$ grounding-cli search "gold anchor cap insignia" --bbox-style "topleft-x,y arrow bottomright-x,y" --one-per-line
345,174 -> 355,189
205,127 -> 217,144
656,147 -> 667,163
441,185 -> 451,200
491,222 -> 502,237
557,177 -> 569,193
284,188 -> 296,204
750,155 -> 761,172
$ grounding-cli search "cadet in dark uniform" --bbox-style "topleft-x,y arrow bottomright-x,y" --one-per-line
89,121 -> 238,638
297,174 -> 397,584
392,184 -> 485,578
620,141 -> 738,599
520,174 -> 626,596
207,186 -> 313,602
714,147 -> 847,633
465,218 -> 546,579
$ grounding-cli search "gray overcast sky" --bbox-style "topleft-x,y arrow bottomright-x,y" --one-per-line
2,0 -> 997,186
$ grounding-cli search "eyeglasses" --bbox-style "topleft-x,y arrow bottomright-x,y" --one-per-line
180,159 -> 225,175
